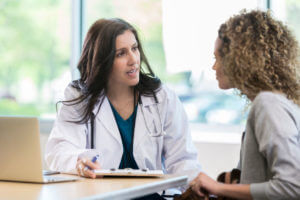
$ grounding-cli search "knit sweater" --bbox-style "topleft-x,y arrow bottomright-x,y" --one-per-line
239,92 -> 300,200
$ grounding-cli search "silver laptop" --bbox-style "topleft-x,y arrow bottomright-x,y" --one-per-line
0,116 -> 78,183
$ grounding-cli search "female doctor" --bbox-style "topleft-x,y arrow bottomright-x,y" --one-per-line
45,18 -> 201,180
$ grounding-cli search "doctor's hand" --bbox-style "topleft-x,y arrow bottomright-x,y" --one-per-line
76,157 -> 101,179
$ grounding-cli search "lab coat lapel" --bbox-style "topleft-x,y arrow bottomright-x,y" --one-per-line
97,97 -> 122,145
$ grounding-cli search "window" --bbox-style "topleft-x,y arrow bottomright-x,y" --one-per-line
86,0 -> 166,78
162,0 -> 261,142
85,0 -> 261,142
270,0 -> 300,43
0,0 -> 71,118
2,0 -> 298,141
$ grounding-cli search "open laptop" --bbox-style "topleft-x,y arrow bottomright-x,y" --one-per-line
0,116 -> 78,183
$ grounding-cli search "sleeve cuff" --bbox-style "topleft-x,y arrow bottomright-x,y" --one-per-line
59,149 -> 101,173
250,183 -> 268,200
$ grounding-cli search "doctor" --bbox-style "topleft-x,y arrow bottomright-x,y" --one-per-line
45,18 -> 201,181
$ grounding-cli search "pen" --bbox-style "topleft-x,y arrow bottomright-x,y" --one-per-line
84,155 -> 99,171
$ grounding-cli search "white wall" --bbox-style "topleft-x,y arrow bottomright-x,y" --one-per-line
194,142 -> 240,179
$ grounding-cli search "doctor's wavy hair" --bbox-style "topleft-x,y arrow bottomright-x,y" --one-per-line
62,18 -> 161,124
218,10 -> 300,105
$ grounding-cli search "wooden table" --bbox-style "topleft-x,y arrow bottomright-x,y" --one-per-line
0,174 -> 187,200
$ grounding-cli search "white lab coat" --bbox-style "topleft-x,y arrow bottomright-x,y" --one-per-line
45,84 -> 201,179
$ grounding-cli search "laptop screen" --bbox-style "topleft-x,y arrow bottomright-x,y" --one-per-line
0,116 -> 44,182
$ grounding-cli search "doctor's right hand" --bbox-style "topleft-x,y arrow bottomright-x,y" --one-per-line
76,157 -> 101,179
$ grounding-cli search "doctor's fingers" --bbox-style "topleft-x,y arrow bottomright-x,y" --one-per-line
82,159 -> 101,170
76,162 -> 85,177
76,161 -> 97,179
82,167 -> 97,179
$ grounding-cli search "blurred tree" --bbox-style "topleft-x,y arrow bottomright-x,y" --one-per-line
0,0 -> 69,115
86,0 -> 167,80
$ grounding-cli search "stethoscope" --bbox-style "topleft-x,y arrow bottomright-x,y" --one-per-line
138,95 -> 166,137
90,94 -> 166,149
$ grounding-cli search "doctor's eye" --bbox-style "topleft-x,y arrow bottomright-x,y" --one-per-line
132,46 -> 138,51
116,50 -> 126,57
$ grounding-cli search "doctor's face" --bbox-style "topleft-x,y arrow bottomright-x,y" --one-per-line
212,38 -> 232,90
108,30 -> 140,89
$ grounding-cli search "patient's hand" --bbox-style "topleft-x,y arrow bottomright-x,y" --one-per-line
76,157 -> 101,179
190,172 -> 221,197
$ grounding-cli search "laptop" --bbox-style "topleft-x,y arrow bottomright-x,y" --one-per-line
0,116 -> 78,183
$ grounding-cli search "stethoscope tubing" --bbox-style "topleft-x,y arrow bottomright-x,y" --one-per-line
90,95 -> 165,149
139,99 -> 165,137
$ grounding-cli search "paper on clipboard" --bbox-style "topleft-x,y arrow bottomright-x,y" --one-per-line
94,169 -> 164,177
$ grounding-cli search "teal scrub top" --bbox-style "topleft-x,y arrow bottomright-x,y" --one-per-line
109,102 -> 139,169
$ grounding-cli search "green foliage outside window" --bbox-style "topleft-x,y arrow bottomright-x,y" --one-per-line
1,0 -> 300,119
0,0 -> 70,116
86,0 -> 168,81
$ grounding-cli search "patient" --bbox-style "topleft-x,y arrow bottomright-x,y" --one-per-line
190,10 -> 300,200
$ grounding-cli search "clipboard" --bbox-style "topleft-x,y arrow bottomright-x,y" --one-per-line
94,169 -> 164,177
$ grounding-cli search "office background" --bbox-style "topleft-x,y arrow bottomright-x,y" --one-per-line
1,0 -> 300,178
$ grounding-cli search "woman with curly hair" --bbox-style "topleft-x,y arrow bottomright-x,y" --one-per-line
190,10 -> 300,200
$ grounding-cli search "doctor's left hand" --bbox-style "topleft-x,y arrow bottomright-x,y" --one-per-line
76,157 -> 101,179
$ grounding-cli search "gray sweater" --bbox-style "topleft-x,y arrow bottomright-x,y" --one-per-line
239,92 -> 300,200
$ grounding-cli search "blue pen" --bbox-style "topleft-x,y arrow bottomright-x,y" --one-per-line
84,155 -> 99,170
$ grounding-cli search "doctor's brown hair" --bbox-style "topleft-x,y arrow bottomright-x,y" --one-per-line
62,18 -> 161,123
218,10 -> 300,104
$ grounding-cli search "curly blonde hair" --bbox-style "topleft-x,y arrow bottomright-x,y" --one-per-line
218,10 -> 300,105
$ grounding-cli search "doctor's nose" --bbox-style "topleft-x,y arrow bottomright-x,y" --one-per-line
128,51 -> 139,66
